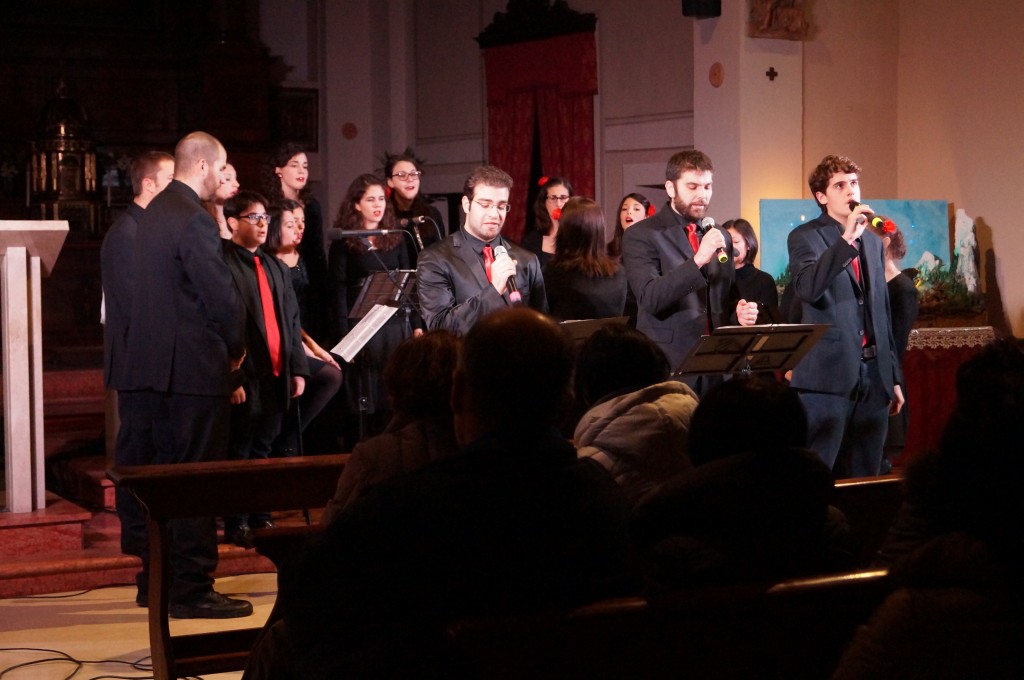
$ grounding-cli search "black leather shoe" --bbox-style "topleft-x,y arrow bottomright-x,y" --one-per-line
168,591 -> 254,619
136,591 -> 148,608
224,522 -> 254,548
250,519 -> 276,531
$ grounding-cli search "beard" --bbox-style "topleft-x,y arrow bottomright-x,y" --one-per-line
672,195 -> 708,223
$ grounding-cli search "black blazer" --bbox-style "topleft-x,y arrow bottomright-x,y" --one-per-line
787,213 -> 902,397
417,229 -> 548,335
128,180 -> 244,396
621,204 -> 737,370
224,242 -> 309,414
100,202 -> 144,390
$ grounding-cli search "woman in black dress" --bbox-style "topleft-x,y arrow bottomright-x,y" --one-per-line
265,200 -> 343,454
522,175 -> 574,269
871,217 -> 919,468
383,147 -> 446,265
543,197 -> 627,321
264,143 -> 331,344
328,174 -> 417,444
725,218 -> 780,323
609,192 -> 653,327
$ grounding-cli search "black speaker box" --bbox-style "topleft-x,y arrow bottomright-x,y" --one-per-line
682,0 -> 721,19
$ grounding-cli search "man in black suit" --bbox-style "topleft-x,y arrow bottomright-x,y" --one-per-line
100,150 -> 173,558
417,165 -> 547,334
221,190 -> 309,547
787,154 -> 904,477
244,308 -> 631,678
622,150 -> 758,389
126,131 -> 252,619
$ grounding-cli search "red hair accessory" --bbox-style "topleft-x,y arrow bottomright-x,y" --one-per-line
385,186 -> 392,198
647,205 -> 657,217
552,207 -> 562,221
882,219 -> 897,234
538,176 -> 549,187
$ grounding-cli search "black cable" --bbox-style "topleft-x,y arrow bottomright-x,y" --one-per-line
0,646 -> 155,679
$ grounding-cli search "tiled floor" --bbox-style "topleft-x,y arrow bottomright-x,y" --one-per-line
0,572 -> 278,679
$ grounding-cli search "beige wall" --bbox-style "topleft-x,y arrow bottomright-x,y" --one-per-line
896,0 -> 1023,334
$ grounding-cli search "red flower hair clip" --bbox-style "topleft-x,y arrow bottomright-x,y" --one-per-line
385,186 -> 392,198
647,204 -> 657,217
882,219 -> 897,234
538,176 -> 549,187
552,207 -> 562,221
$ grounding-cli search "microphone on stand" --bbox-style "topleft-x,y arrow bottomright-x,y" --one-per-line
699,217 -> 729,264
398,216 -> 427,227
333,229 -> 403,238
492,245 -> 522,303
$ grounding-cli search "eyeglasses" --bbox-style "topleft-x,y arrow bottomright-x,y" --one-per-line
391,171 -> 422,180
546,194 -> 571,203
472,199 -> 511,214
237,213 -> 270,225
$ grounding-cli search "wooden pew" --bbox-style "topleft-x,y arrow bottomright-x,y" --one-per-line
108,453 -> 348,680
832,473 -> 905,566
445,568 -> 890,679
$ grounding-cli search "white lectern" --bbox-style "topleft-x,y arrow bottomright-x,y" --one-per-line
0,221 -> 68,513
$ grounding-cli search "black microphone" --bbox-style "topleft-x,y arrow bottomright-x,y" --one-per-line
398,216 -> 427,227
847,201 -> 886,230
699,217 -> 729,264
333,229 -> 402,238
492,245 -> 522,303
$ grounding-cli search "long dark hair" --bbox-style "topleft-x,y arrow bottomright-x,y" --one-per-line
608,192 -> 652,259
332,174 -> 402,253
263,142 -> 313,204
532,176 -> 574,237
265,199 -> 303,254
550,197 -> 618,278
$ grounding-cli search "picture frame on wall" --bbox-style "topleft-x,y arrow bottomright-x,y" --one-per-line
273,87 -> 319,152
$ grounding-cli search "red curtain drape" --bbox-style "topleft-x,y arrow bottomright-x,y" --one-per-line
483,32 -> 598,243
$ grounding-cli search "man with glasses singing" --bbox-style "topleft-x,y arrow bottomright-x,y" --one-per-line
417,165 -> 548,335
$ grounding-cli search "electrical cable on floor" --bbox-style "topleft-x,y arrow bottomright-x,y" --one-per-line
0,646 -> 151,678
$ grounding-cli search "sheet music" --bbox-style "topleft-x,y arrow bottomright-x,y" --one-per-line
331,303 -> 399,363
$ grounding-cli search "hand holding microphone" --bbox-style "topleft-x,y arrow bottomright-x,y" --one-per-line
694,217 -> 729,266
491,245 -> 522,303
846,201 -> 883,242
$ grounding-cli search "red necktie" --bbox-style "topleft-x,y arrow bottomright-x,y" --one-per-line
686,223 -> 700,253
482,245 -> 494,283
254,255 -> 282,376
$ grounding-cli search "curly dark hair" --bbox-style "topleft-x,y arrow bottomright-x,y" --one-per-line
262,142 -> 313,204
383,330 -> 461,419
332,174 -> 403,253
808,154 -> 861,212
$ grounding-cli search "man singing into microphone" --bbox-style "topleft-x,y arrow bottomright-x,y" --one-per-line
787,154 -> 904,477
417,165 -> 547,335
622,150 -> 757,393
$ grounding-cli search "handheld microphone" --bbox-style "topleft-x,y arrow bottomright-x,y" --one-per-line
848,201 -> 886,230
699,217 -> 729,264
492,245 -> 522,303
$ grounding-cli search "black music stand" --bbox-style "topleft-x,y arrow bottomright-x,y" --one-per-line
674,323 -> 829,378
560,316 -> 630,344
332,270 -> 418,441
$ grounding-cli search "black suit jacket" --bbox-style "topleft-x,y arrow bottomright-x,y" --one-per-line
127,180 -> 244,396
787,213 -> 902,397
621,204 -> 737,370
100,202 -> 144,390
223,242 -> 309,414
416,229 -> 547,335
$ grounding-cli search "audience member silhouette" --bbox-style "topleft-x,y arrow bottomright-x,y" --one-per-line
632,376 -> 841,593
244,308 -> 632,679
837,337 -> 1024,678
572,324 -> 697,505
320,329 -> 461,521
